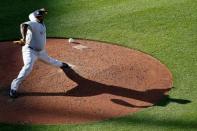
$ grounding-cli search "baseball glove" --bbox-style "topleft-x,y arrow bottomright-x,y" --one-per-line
13,39 -> 25,46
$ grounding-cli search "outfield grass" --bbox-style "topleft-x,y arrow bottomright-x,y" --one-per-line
0,0 -> 196,130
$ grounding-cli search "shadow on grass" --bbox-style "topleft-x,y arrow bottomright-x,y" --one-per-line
111,95 -> 191,108
155,95 -> 191,106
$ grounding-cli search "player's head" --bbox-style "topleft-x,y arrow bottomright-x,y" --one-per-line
34,8 -> 48,22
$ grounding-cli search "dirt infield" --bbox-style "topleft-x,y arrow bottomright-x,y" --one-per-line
0,38 -> 173,124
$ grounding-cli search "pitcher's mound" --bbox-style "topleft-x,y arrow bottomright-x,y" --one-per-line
0,38 -> 172,124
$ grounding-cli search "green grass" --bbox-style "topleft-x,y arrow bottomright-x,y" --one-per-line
0,0 -> 197,130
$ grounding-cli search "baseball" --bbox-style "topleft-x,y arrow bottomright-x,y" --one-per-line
68,38 -> 75,43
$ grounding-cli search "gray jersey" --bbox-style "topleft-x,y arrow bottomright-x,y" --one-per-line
21,12 -> 46,51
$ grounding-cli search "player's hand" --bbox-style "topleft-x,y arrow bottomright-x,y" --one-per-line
13,38 -> 26,46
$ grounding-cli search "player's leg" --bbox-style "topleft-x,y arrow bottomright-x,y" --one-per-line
38,50 -> 69,68
10,47 -> 37,97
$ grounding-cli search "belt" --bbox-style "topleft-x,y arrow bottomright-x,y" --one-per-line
28,46 -> 42,52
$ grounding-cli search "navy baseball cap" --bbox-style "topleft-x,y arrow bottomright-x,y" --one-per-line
34,8 -> 48,17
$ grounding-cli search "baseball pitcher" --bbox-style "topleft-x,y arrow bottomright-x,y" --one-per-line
10,8 -> 70,98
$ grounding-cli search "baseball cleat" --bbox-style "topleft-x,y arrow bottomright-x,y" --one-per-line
60,63 -> 70,69
9,89 -> 18,98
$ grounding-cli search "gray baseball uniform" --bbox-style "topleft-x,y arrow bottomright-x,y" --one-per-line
10,10 -> 63,91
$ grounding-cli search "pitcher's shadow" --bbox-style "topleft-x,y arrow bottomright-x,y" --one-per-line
18,68 -> 191,107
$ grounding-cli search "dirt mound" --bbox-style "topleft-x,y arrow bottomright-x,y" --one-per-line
0,38 -> 172,124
